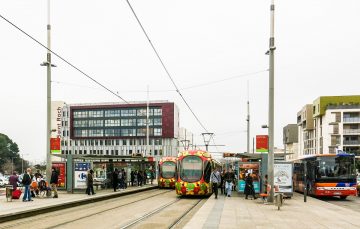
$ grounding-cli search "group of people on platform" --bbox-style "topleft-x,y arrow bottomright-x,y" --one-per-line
210,168 -> 260,200
8,168 -> 59,202
111,169 -> 155,192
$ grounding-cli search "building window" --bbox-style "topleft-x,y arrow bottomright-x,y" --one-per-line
88,110 -> 103,117
105,119 -> 121,127
137,109 -> 147,116
152,108 -> 162,116
88,120 -> 103,127
105,109 -> 121,117
88,129 -> 103,137
74,120 -> 88,127
74,129 -> 88,137
137,128 -> 146,136
154,128 -> 162,136
153,118 -> 162,126
105,129 -> 121,137
73,111 -> 88,118
121,119 -> 136,126
137,119 -> 147,126
121,129 -> 136,136
121,109 -> 136,117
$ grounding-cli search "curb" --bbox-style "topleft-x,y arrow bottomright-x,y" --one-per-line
0,186 -> 158,223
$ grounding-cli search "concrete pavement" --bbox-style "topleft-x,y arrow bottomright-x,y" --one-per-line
0,184 -> 157,223
184,192 -> 360,229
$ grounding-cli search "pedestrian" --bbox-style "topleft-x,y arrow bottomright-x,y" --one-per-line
220,170 -> 225,195
50,168 -> 59,198
122,169 -> 127,189
245,173 -> 257,200
130,171 -> 135,186
143,170 -> 147,185
210,168 -> 221,199
22,168 -> 33,202
150,169 -> 155,185
9,171 -> 19,190
86,169 -> 95,195
137,170 -> 142,186
112,168 -> 119,192
224,168 -> 235,197
262,174 -> 268,200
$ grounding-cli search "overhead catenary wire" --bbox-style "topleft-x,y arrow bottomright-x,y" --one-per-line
0,13 -> 129,104
126,0 -> 209,133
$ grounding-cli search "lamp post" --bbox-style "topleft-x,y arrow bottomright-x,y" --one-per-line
21,153 -> 29,174
41,0 -> 56,184
180,139 -> 190,151
201,133 -> 214,152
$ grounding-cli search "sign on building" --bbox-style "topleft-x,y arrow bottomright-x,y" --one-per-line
256,135 -> 268,153
51,101 -> 65,154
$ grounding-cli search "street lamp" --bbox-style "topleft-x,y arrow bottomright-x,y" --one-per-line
201,133 -> 214,152
20,153 -> 29,174
180,139 -> 190,151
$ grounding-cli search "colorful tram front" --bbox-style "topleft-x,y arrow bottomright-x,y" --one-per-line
175,150 -> 214,196
293,153 -> 357,198
158,157 -> 177,188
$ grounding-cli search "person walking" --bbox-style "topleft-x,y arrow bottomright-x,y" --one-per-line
50,168 -> 59,198
22,168 -> 33,202
210,168 -> 221,199
245,173 -> 257,200
112,168 -> 119,192
137,170 -> 142,186
224,168 -> 235,197
220,170 -> 225,195
86,169 -> 95,195
9,171 -> 19,190
262,174 -> 268,201
130,171 -> 135,186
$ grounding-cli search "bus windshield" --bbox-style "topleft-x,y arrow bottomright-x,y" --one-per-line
180,156 -> 203,182
316,156 -> 356,180
161,161 -> 176,179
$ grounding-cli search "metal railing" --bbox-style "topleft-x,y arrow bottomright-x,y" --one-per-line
343,117 -> 360,123
343,129 -> 360,134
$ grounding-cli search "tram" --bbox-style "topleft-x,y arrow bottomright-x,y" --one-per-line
175,150 -> 219,196
158,157 -> 177,188
293,153 -> 357,199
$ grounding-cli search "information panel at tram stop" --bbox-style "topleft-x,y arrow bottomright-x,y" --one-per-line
238,163 -> 260,193
274,162 -> 293,196
74,162 -> 91,189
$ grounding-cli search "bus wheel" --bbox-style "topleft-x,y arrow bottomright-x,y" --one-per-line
340,196 -> 347,200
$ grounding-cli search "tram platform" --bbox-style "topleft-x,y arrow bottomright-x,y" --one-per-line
183,192 -> 360,229
0,183 -> 157,223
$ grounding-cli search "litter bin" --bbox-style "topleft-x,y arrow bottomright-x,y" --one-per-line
5,185 -> 14,202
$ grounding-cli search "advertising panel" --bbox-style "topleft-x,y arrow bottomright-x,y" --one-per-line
256,135 -> 268,153
74,162 -> 91,189
52,162 -> 66,188
274,163 -> 293,193
238,163 -> 260,193
51,101 -> 65,154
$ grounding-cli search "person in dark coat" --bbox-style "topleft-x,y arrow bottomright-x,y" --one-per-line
130,171 -> 135,186
22,168 -> 33,202
50,168 -> 59,198
244,173 -> 257,199
137,170 -> 142,186
112,169 -> 119,192
86,169 -> 95,195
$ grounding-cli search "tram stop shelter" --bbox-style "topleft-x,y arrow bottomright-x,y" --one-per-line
51,154 -> 156,193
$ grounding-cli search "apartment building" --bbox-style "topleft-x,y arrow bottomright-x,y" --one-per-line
297,95 -> 360,158
283,124 -> 298,160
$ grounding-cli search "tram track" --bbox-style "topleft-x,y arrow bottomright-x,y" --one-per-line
0,189 -> 171,229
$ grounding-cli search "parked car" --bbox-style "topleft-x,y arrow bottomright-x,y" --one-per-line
0,177 -> 9,187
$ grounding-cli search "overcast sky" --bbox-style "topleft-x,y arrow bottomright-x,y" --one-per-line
1,0 -> 359,163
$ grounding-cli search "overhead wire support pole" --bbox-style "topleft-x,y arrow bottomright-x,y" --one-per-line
268,0 -> 276,203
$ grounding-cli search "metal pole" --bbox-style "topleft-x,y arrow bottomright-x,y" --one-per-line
252,137 -> 255,154
146,85 -> 150,156
11,157 -> 14,174
21,155 -> 23,174
247,100 -> 250,154
304,161 -> 307,202
267,0 -> 276,203
45,0 -> 52,184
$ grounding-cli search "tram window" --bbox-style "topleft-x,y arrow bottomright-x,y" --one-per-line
180,156 -> 203,182
203,161 -> 211,183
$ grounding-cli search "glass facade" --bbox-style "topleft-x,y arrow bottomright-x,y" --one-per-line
72,107 -> 163,138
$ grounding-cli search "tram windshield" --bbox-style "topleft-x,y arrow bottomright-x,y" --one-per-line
180,156 -> 203,182
161,161 -> 176,179
316,156 -> 356,180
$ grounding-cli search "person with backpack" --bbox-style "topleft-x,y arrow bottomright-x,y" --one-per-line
22,168 -> 33,202
50,168 -> 59,198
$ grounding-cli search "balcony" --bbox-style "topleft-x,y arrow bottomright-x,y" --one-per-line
343,117 -> 360,123
343,129 -> 360,134
343,140 -> 360,145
